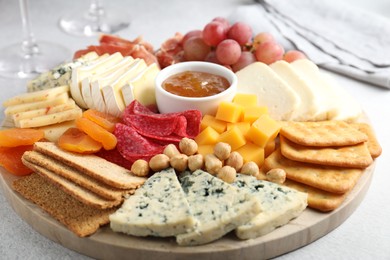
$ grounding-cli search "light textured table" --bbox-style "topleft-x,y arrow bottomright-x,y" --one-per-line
0,0 -> 389,259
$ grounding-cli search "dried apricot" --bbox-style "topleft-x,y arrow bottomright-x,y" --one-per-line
76,117 -> 117,150
82,109 -> 121,133
0,128 -> 44,147
0,145 -> 33,176
58,128 -> 103,154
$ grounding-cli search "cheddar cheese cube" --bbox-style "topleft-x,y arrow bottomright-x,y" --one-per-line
200,114 -> 227,134
197,144 -> 214,157
226,121 -> 251,137
194,126 -> 220,145
243,106 -> 268,124
232,93 -> 258,107
218,126 -> 246,150
215,101 -> 243,123
236,142 -> 265,167
264,139 -> 276,157
246,114 -> 280,148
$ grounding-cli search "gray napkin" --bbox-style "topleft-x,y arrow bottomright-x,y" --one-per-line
229,0 -> 390,89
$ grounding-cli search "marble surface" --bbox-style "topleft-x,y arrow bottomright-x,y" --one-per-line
0,0 -> 389,259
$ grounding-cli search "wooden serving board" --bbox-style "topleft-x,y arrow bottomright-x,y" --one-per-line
0,161 -> 375,260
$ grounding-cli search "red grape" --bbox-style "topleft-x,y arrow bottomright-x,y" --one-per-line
183,36 -> 211,61
205,51 -> 219,64
283,50 -> 307,63
216,39 -> 241,65
212,17 -> 230,32
227,22 -> 252,45
202,21 -> 227,47
253,32 -> 275,50
232,51 -> 257,72
182,30 -> 202,46
255,41 -> 284,65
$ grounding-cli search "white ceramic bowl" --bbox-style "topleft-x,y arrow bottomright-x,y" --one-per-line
155,61 -> 237,115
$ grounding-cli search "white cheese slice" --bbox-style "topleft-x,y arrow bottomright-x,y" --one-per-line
70,53 -> 122,108
270,61 -> 320,121
121,63 -> 160,107
110,168 -> 196,237
232,174 -> 307,240
102,59 -> 147,117
176,170 -> 261,246
236,62 -> 301,121
3,85 -> 69,107
35,120 -> 77,142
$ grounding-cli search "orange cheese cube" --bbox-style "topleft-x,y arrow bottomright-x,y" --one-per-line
243,106 -> 268,124
233,93 -> 258,107
246,114 -> 280,148
264,139 -> 276,157
194,126 -> 220,145
200,114 -> 227,134
218,126 -> 246,150
236,142 -> 265,167
226,121 -> 251,137
197,144 -> 215,157
215,101 -> 243,123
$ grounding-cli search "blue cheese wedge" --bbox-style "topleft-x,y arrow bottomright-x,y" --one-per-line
110,168 -> 196,237
176,170 -> 261,246
232,174 -> 308,240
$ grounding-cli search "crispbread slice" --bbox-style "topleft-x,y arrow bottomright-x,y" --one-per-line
280,136 -> 373,169
33,142 -> 146,189
23,150 -> 130,201
12,173 -> 115,237
280,120 -> 368,147
264,149 -> 363,194
22,158 -> 121,209
351,122 -> 382,158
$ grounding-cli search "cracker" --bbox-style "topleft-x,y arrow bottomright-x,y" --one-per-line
282,179 -> 347,212
351,122 -> 382,158
280,136 -> 373,168
23,158 -> 121,209
264,149 -> 363,194
280,121 -> 368,147
12,173 -> 116,237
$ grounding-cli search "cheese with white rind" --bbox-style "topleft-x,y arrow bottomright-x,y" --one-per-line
15,107 -> 82,128
176,170 -> 261,246
122,63 -> 160,107
71,53 -> 122,109
236,62 -> 301,121
4,92 -> 69,116
110,168 -> 197,237
82,56 -> 134,110
102,59 -> 147,116
232,174 -> 307,240
270,61 -> 321,121
3,85 -> 69,107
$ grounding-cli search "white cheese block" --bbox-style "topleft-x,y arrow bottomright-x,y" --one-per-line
15,107 -> 82,128
82,56 -> 134,110
3,85 -> 69,107
270,61 -> 320,121
232,174 -> 307,240
236,62 -> 301,121
35,120 -> 77,142
110,168 -> 196,237
102,59 -> 147,117
122,63 -> 160,107
70,53 -> 122,108
4,92 -> 69,116
176,170 -> 261,246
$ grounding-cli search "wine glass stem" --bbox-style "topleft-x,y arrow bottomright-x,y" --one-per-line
19,0 -> 39,59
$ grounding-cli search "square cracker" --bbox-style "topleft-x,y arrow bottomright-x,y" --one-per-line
264,149 -> 363,194
280,121 -> 368,147
351,122 -> 382,158
280,135 -> 373,169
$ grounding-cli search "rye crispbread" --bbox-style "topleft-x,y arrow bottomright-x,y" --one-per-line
33,142 -> 146,189
280,120 -> 368,147
280,135 -> 373,168
351,122 -> 382,158
12,173 -> 116,237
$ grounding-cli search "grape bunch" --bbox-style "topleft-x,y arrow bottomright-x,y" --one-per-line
156,17 -> 307,72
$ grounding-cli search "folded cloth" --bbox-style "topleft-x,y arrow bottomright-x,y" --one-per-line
228,0 -> 390,89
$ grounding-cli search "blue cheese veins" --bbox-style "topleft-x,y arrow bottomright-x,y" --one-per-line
109,168 -> 196,237
176,170 -> 261,246
232,174 -> 308,239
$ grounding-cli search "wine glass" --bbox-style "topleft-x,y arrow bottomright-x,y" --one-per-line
58,0 -> 130,37
0,0 -> 70,79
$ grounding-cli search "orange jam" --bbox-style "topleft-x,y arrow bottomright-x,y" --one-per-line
162,71 -> 230,98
